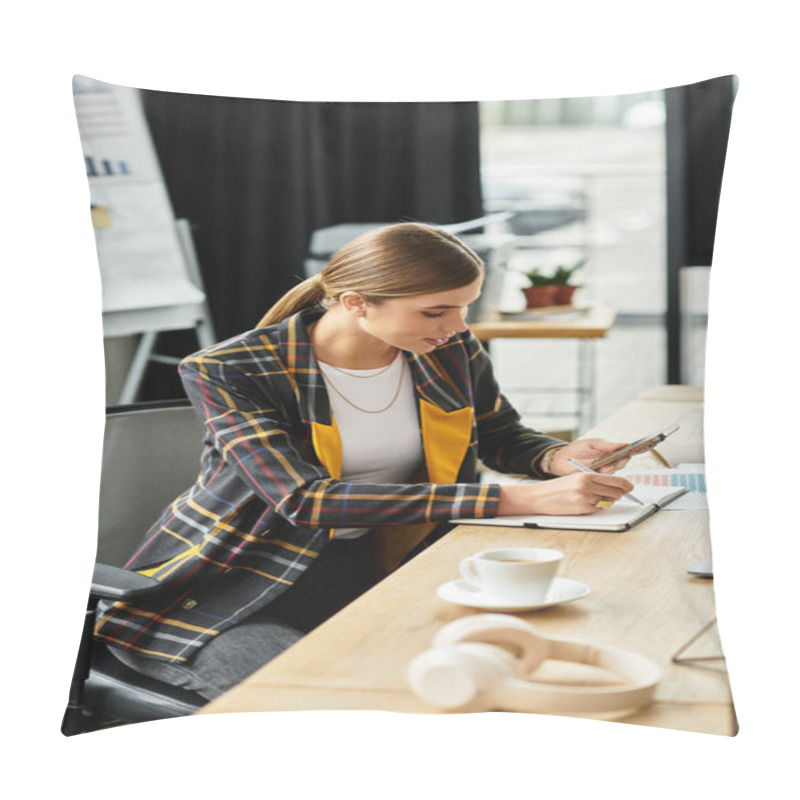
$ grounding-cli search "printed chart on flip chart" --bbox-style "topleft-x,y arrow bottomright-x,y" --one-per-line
72,76 -> 204,314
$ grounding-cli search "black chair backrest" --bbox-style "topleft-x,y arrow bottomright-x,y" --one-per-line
97,402 -> 205,567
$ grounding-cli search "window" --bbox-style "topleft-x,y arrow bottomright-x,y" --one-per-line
478,92 -> 685,435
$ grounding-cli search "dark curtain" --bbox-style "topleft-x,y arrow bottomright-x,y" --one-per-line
136,91 -> 483,400
665,75 -> 736,382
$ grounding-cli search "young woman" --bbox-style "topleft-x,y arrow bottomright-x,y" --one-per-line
96,222 -> 634,701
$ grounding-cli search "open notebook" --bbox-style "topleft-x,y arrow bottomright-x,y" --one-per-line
458,483 -> 687,532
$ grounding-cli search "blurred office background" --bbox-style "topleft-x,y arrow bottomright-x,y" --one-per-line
98,77 -> 734,437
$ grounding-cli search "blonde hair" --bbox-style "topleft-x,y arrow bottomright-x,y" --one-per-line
256,222 -> 484,328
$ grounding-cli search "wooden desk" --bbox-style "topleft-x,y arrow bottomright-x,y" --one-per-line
469,308 -> 616,432
469,307 -> 616,342
199,388 -> 734,736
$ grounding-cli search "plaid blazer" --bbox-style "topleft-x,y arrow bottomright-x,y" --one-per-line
95,307 -> 566,663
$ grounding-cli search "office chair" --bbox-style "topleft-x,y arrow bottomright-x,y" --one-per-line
62,400 -> 209,735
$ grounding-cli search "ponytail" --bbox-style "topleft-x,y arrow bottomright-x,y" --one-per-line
256,274 -> 326,328
255,223 -> 484,330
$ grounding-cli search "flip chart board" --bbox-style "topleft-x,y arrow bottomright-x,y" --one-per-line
73,76 -> 205,324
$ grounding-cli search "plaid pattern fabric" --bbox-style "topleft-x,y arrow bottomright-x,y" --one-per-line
95,307 -> 566,662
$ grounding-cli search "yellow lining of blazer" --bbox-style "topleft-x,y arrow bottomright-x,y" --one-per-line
310,402 -> 473,539
419,400 -> 473,484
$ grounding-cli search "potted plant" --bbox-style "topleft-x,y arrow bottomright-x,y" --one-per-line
551,260 -> 585,305
522,268 -> 559,308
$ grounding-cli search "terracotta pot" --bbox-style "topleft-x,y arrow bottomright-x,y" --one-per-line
523,285 -> 559,308
554,285 -> 579,305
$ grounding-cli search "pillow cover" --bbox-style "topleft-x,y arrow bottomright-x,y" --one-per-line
63,75 -> 736,738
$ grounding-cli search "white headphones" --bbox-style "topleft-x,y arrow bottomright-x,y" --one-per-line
408,614 -> 661,716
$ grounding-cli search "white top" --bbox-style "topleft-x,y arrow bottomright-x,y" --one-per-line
317,351 -> 423,539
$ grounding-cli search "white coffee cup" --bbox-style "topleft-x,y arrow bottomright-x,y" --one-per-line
459,547 -> 564,604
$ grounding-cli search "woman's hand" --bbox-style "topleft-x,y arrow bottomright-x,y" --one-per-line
548,438 -> 633,476
498,472 -> 635,517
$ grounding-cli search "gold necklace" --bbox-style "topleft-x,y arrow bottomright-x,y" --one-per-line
322,352 -> 398,379
321,360 -> 406,414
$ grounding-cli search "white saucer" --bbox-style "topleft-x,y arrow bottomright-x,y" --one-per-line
436,576 -> 591,611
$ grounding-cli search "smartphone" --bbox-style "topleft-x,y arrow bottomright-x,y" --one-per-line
588,423 -> 680,469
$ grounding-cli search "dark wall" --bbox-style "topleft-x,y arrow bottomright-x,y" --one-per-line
665,75 -> 736,382
137,92 -> 483,399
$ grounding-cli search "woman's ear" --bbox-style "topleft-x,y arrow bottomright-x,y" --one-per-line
339,291 -> 368,316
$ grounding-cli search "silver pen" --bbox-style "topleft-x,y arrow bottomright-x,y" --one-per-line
567,458 -> 644,506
